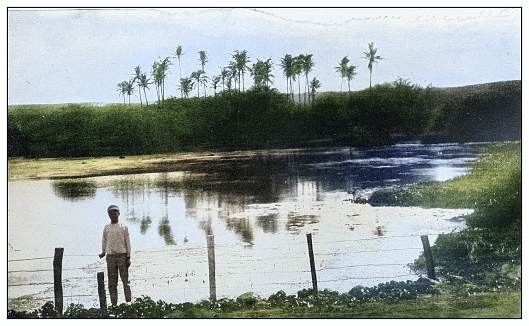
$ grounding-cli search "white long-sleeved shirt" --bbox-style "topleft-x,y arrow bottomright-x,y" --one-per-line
102,222 -> 131,256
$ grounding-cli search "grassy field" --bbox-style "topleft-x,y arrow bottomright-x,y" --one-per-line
212,292 -> 521,318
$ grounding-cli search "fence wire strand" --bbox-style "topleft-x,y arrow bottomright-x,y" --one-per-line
7,233 -> 450,306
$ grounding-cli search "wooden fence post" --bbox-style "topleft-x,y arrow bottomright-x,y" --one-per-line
97,272 -> 107,312
306,233 -> 318,292
420,235 -> 436,280
53,248 -> 64,314
207,235 -> 217,303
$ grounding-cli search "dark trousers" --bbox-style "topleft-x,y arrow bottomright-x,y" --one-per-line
106,253 -> 131,305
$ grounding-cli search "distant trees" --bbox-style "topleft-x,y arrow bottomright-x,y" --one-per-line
231,50 -> 251,92
133,66 -> 144,107
118,42 -> 384,103
309,77 -> 321,103
251,58 -> 274,87
300,54 -> 314,103
211,75 -> 221,95
117,80 -> 134,104
172,45 -> 184,97
364,42 -> 382,89
335,56 -> 350,92
346,65 -> 357,92
137,72 -> 151,107
190,70 -> 204,98
179,77 -> 193,98
280,54 -> 295,101
152,57 -> 171,102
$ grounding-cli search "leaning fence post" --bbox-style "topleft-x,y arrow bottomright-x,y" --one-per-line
97,272 -> 107,312
420,235 -> 436,280
53,247 -> 64,314
306,233 -> 318,292
207,235 -> 217,303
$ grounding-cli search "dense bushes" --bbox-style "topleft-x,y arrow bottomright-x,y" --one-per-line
367,142 -> 521,290
405,143 -> 521,290
10,79 -> 521,158
8,279 -> 437,318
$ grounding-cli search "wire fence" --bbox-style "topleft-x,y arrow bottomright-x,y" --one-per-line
7,232 -> 465,310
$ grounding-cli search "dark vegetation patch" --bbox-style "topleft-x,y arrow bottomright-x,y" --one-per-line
8,80 -> 520,158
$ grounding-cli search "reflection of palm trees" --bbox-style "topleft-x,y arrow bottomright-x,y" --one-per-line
158,217 -> 176,245
140,216 -> 152,234
226,217 -> 254,245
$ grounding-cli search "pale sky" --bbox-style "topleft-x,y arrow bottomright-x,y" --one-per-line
6,4 -> 522,105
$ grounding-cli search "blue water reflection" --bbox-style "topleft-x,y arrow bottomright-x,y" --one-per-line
8,143 -> 481,307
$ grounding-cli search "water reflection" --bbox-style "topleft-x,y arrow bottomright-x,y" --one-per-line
140,216 -> 152,234
158,217 -> 176,245
256,214 -> 279,233
45,143 -> 479,246
8,143 -> 482,307
226,217 -> 254,245
286,214 -> 319,233
52,179 -> 97,200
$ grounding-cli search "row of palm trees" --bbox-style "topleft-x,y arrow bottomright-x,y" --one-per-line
117,43 -> 382,106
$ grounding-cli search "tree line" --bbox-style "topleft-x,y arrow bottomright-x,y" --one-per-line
117,43 -> 382,106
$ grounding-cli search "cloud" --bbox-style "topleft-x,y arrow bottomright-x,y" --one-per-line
7,7 -> 521,105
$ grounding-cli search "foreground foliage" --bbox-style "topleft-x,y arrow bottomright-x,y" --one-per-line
8,278 -> 520,318
369,142 -> 522,291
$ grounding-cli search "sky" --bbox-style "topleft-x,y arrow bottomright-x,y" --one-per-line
5,4 -> 523,105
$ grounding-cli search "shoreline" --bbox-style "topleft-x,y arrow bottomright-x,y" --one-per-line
7,149 -> 293,181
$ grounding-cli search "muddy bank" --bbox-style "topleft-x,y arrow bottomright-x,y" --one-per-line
8,149 -> 296,181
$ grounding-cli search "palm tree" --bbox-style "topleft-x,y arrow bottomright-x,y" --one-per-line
190,70 -> 205,98
232,50 -> 250,91
220,67 -> 231,91
335,56 -> 350,92
124,80 -> 134,104
172,45 -> 184,97
116,80 -> 134,104
178,77 -> 193,98
151,61 -> 161,102
199,71 -> 209,97
132,65 -> 144,107
346,65 -> 357,92
251,58 -> 274,88
159,57 -> 171,101
364,42 -> 382,88
309,77 -> 321,104
225,61 -> 239,91
117,80 -> 134,104
293,55 -> 304,102
280,54 -> 295,100
261,58 -> 274,87
211,75 -> 221,95
151,57 -> 171,102
198,51 -> 209,71
301,54 -> 314,103
117,81 -> 127,104
138,73 -> 151,106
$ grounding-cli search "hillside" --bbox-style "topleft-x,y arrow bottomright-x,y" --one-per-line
427,80 -> 521,142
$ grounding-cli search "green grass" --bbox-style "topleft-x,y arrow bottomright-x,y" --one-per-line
167,292 -> 520,318
368,142 -> 521,209
419,142 -> 521,208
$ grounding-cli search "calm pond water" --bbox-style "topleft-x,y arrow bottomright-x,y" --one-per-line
8,143 -> 479,308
